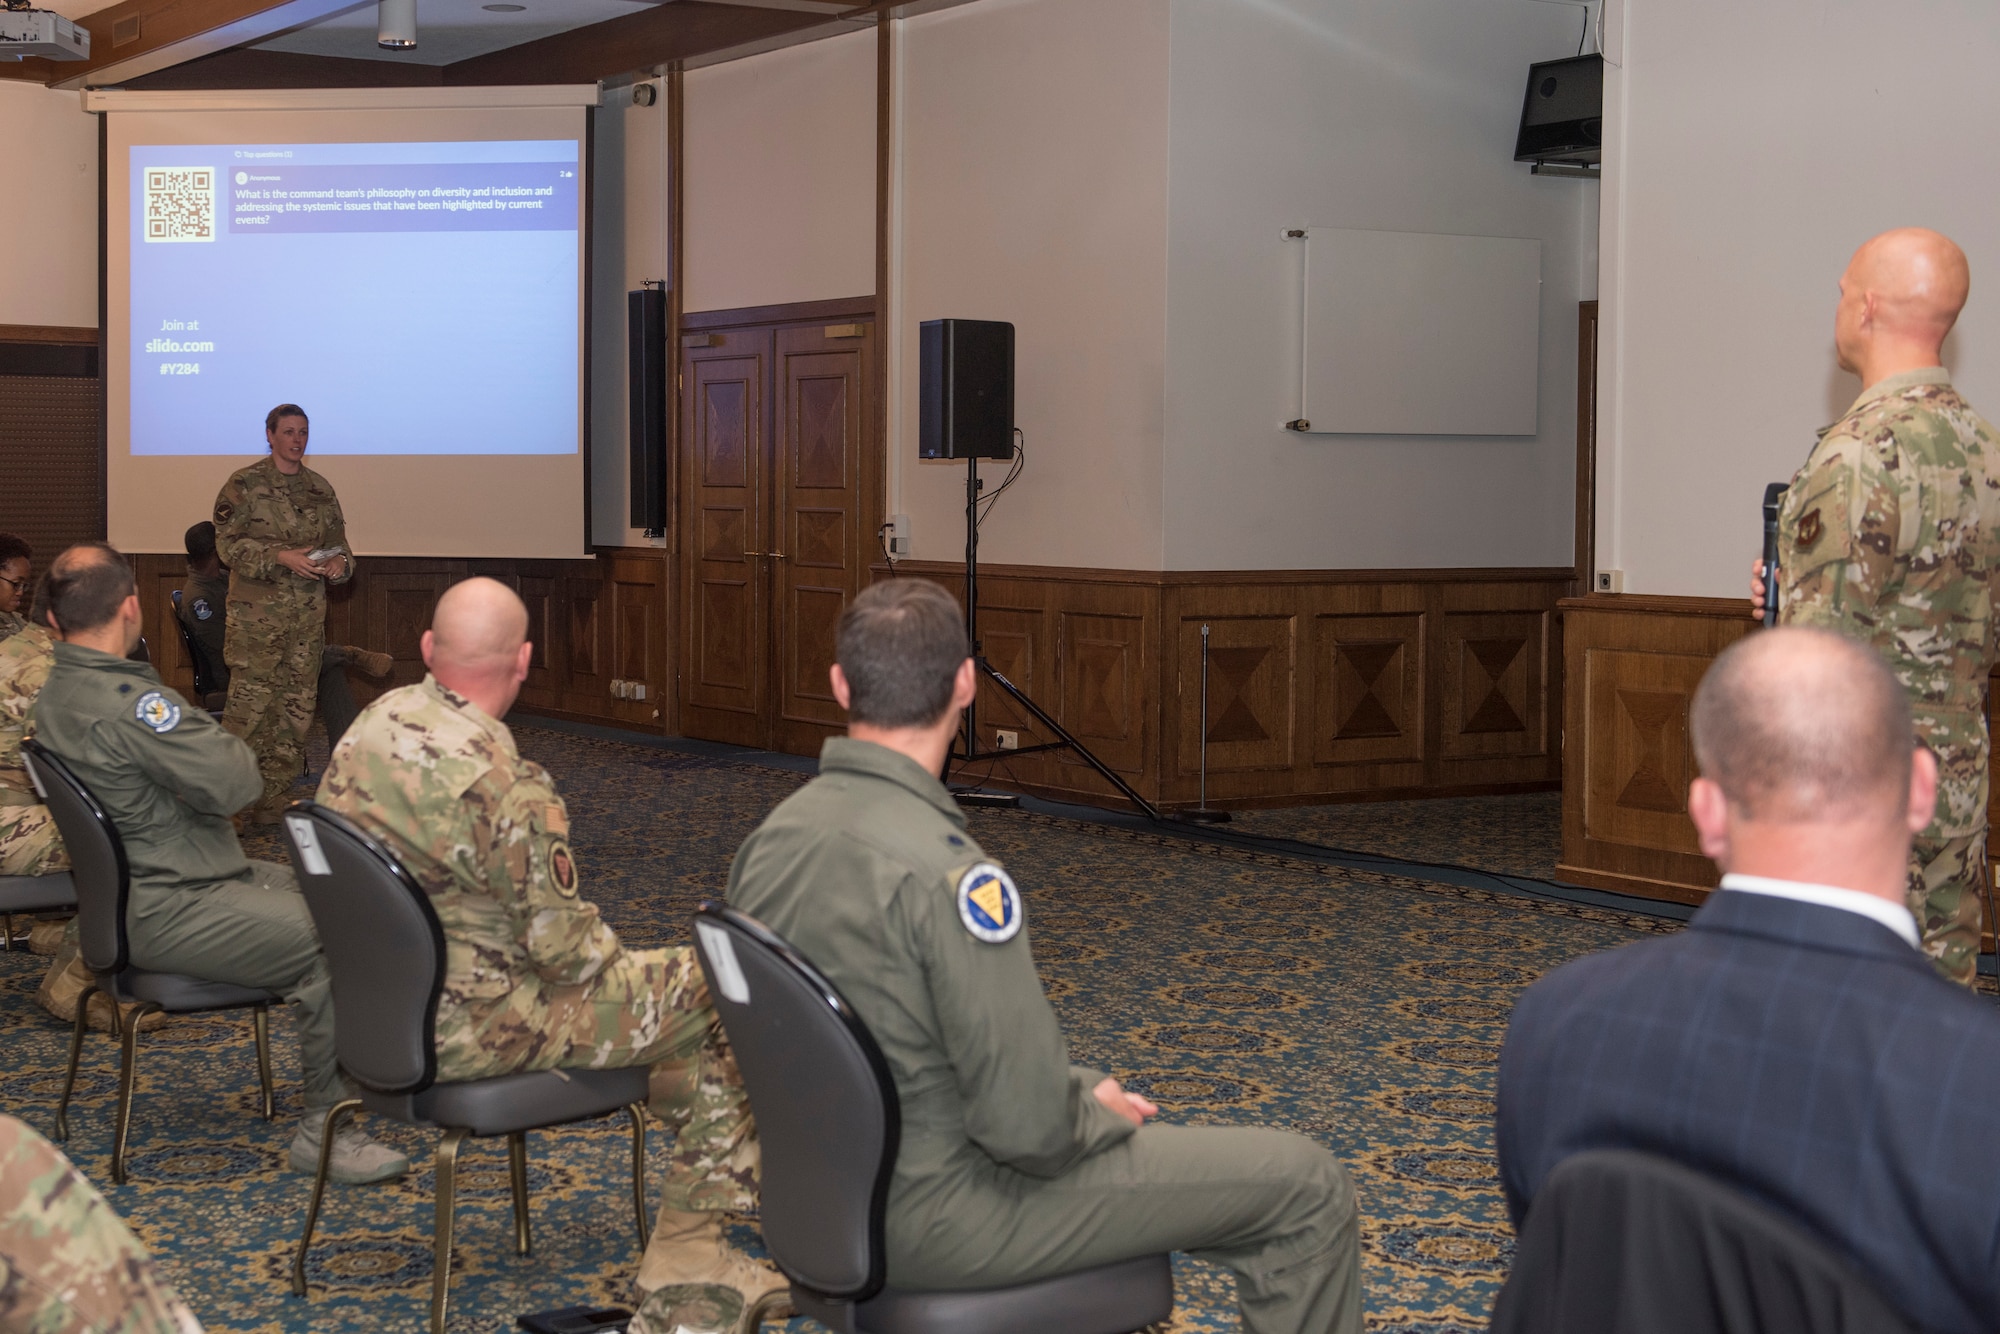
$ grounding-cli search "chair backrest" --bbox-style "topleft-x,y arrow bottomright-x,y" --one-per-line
281,801 -> 446,1095
169,590 -> 219,698
1490,1149 -> 1914,1334
692,902 -> 898,1303
21,739 -> 130,977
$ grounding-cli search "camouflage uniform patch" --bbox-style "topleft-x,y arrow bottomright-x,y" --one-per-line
0,626 -> 68,877
0,1114 -> 204,1333
316,676 -> 757,1213
1777,366 -> 2000,986
213,456 -> 352,813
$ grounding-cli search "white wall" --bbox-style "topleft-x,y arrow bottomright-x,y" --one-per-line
0,83 -> 99,328
1596,0 -> 2000,597
683,28 -> 876,314
897,0 -> 1171,569
1161,0 -> 1593,571
589,80 -> 670,548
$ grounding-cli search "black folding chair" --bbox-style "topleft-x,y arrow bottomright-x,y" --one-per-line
169,589 -> 226,712
692,901 -> 1174,1334
23,739 -> 276,1184
281,801 -> 650,1334
1491,1149 -> 1914,1334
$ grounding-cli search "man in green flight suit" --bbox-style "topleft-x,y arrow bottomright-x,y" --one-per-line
1751,228 -> 2000,987
29,544 -> 407,1183
728,579 -> 1361,1334
213,404 -> 354,823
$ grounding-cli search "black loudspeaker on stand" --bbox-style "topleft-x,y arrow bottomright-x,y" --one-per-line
920,319 -> 1161,822
628,286 -> 668,537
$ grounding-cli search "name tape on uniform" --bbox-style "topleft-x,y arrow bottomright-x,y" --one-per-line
956,863 -> 1021,944
696,921 -> 751,1004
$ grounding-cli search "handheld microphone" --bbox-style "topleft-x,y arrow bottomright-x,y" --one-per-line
1761,482 -> 1788,628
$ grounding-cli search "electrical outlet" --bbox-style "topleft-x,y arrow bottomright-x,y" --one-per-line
629,682 -> 645,701
1593,569 -> 1624,594
994,729 -> 1019,751
887,513 -> 912,558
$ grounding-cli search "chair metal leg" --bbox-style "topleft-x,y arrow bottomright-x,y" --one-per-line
290,1098 -> 360,1298
111,1000 -> 162,1185
431,1128 -> 467,1334
251,1005 -> 275,1121
507,1131 -> 532,1257
3,912 -> 12,950
55,985 -> 95,1143
626,1103 -> 649,1251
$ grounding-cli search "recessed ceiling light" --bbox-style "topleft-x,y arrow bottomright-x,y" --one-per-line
482,4 -> 526,10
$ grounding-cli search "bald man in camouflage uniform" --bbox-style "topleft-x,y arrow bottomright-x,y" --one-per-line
1754,228 -> 2000,986
213,405 -> 352,823
315,576 -> 776,1308
0,1115 -> 205,1333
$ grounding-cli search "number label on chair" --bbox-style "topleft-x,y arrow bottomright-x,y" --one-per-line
695,922 -> 750,1004
287,817 -> 332,877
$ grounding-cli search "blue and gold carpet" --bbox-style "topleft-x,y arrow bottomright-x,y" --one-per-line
0,726 -> 1667,1332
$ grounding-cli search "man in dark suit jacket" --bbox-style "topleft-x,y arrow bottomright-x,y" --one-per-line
1498,626 -> 2000,1334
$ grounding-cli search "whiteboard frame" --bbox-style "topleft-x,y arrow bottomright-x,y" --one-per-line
1297,226 -> 1541,437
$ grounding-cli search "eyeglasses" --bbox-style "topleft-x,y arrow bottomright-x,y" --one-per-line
0,575 -> 24,592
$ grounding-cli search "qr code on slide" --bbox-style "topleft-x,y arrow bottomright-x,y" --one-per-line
143,167 -> 216,243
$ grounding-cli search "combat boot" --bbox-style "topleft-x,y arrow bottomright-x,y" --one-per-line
634,1210 -> 786,1311
350,649 -> 394,678
287,1114 -> 410,1184
627,1284 -> 742,1334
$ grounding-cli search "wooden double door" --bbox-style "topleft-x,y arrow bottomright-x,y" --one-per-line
679,311 -> 878,754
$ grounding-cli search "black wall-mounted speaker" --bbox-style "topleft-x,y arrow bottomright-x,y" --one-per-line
919,318 -> 1015,460
628,288 -> 667,533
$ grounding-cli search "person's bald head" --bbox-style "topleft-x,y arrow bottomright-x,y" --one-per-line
1836,228 -> 1970,373
1690,628 -> 1912,824
421,577 -> 533,717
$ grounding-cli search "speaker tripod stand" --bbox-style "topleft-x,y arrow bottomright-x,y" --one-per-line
948,455 -> 1161,822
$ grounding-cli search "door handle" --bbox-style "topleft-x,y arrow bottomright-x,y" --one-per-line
744,551 -> 788,560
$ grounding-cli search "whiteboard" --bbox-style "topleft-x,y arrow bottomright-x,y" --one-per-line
1299,227 -> 1541,436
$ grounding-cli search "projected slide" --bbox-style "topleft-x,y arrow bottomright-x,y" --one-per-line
128,140 -> 579,456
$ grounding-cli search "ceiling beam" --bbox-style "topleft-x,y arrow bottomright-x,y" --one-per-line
121,44 -> 445,88
441,0 -> 830,86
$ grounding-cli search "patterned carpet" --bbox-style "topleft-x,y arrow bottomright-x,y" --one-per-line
1229,793 -> 1562,882
0,725 -> 1670,1333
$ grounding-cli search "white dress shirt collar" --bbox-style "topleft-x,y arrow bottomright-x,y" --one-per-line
1718,873 -> 1920,950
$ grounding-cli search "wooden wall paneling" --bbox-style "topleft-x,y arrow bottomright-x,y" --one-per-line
1312,611 -> 1426,769
1557,595 -> 1753,903
1300,579 -> 1430,796
678,330 -> 770,747
1170,586 -> 1298,778
1053,581 -> 1157,788
514,568 -> 562,710
772,321 -> 873,754
608,553 -> 667,727
1429,580 -> 1562,788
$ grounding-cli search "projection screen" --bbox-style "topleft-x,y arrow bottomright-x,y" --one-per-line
95,87 -> 596,558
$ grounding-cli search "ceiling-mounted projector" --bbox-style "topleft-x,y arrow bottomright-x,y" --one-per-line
0,8 -> 90,59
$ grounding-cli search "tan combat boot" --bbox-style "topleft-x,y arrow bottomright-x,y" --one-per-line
349,649 -> 394,678
634,1209 -> 787,1312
